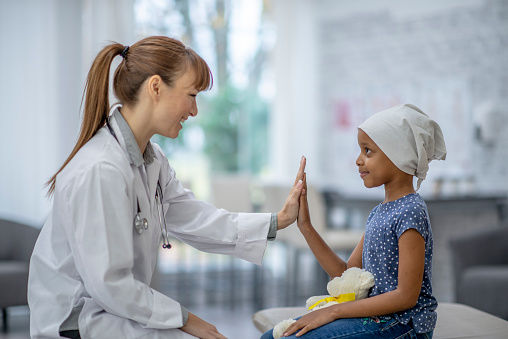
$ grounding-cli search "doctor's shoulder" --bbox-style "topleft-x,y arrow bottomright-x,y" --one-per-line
55,129 -> 134,195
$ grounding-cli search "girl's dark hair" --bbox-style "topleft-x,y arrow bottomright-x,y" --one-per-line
46,36 -> 213,196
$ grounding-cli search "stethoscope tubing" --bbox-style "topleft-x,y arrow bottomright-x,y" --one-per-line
106,117 -> 171,249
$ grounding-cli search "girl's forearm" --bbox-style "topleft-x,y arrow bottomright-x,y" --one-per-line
329,288 -> 417,320
298,222 -> 347,278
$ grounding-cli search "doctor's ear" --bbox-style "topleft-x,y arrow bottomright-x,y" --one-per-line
147,75 -> 163,99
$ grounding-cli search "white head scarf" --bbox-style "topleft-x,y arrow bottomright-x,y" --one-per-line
358,104 -> 447,190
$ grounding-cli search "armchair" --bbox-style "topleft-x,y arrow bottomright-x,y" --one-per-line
0,218 -> 40,331
449,225 -> 508,320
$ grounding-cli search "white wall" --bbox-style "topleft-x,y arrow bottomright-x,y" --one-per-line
2,0 -> 507,226
270,0 -> 321,186
271,0 -> 508,197
0,0 -> 134,226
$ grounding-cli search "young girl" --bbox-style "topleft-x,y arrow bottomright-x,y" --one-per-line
262,103 -> 446,339
28,36 -> 305,339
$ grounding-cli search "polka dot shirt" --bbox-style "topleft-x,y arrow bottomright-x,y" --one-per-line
362,193 -> 437,333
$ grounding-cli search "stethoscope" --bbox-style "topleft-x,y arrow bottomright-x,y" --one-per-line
106,117 -> 171,249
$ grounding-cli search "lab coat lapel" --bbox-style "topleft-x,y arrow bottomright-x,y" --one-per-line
133,169 -> 151,220
146,157 -> 161,201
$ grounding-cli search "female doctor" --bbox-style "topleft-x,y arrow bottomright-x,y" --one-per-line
28,36 -> 305,339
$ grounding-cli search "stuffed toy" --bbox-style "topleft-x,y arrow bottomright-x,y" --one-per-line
272,267 -> 375,339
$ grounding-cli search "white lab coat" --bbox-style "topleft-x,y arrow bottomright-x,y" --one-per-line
28,112 -> 271,338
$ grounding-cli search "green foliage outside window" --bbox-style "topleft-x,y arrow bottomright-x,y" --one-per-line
139,0 -> 272,176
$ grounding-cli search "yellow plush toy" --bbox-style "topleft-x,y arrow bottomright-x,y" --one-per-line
272,267 -> 375,339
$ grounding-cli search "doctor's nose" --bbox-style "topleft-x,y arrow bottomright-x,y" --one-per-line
190,101 -> 198,117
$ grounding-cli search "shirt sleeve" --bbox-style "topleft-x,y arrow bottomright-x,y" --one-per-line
394,202 -> 430,241
158,159 -> 272,266
61,162 -> 185,330
267,213 -> 278,241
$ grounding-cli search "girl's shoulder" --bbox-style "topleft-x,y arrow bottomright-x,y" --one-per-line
371,194 -> 428,221
368,194 -> 430,238
400,193 -> 428,213
390,194 -> 428,220
390,193 -> 427,210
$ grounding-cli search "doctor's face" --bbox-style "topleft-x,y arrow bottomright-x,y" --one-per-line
154,69 -> 199,139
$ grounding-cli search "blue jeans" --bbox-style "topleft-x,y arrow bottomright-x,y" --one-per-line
260,315 -> 433,339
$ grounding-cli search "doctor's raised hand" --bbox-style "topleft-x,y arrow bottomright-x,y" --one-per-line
28,36 -> 306,339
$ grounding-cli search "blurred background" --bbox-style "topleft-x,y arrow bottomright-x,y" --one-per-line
1,0 -> 508,338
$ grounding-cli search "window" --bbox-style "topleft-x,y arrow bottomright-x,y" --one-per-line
135,0 -> 276,199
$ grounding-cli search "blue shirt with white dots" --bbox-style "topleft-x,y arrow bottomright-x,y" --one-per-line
362,193 -> 437,333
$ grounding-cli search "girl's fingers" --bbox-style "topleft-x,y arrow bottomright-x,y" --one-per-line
302,173 -> 307,196
300,189 -> 306,201
295,325 -> 313,337
283,321 -> 301,337
299,175 -> 308,209
299,190 -> 308,211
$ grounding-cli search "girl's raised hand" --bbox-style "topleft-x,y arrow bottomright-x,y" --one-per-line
277,156 -> 306,230
297,173 -> 312,229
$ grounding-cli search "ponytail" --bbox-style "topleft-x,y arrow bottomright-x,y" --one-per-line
45,43 -> 124,196
46,36 -> 212,197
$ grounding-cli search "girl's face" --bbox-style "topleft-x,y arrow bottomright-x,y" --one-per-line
153,69 -> 199,139
356,129 -> 402,188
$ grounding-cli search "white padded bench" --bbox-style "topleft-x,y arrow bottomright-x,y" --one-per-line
252,302 -> 508,338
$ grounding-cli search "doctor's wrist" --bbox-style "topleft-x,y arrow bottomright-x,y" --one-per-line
276,211 -> 292,230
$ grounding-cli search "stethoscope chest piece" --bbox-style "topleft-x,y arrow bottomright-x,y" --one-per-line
107,119 -> 170,247
134,198 -> 148,234
134,212 -> 148,234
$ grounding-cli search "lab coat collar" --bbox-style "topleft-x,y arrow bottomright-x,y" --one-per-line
112,108 -> 155,167
112,108 -> 161,204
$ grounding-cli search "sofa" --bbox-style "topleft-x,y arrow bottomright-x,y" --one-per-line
0,218 -> 40,331
252,302 -> 508,338
252,226 -> 508,338
449,225 -> 508,320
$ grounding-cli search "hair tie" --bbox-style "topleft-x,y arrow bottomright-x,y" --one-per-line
120,45 -> 129,59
